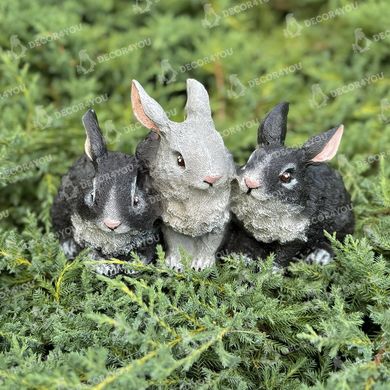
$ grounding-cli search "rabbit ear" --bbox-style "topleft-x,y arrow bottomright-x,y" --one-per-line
82,109 -> 107,161
185,79 -> 212,119
303,125 -> 344,163
257,102 -> 289,146
131,80 -> 169,134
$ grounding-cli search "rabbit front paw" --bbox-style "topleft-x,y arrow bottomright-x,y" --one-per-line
95,263 -> 123,277
305,249 -> 333,265
89,251 -> 123,277
191,256 -> 215,271
165,254 -> 183,271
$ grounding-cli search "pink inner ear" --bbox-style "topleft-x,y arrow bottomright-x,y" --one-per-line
131,82 -> 159,133
311,125 -> 344,163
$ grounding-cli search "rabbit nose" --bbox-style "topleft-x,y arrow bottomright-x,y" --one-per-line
244,177 -> 260,189
104,218 -> 121,230
204,175 -> 222,185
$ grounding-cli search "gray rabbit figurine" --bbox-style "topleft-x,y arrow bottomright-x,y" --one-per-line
131,79 -> 235,270
226,102 -> 354,267
51,109 -> 161,276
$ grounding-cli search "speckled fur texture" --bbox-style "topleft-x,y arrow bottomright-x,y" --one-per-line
231,180 -> 309,244
51,109 -> 161,277
224,102 -> 354,267
132,79 -> 235,269
71,213 -> 159,257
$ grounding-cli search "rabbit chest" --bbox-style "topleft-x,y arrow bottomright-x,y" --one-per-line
71,213 -> 156,256
160,189 -> 231,237
231,190 -> 310,244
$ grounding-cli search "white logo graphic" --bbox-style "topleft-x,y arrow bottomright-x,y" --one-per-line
76,50 -> 96,74
283,13 -> 303,38
158,59 -> 178,85
133,0 -> 155,14
227,74 -> 247,99
33,106 -> 52,129
9,35 -> 27,60
352,28 -> 372,53
104,120 -> 119,142
201,3 -> 221,29
310,84 -> 329,109
379,98 -> 390,123
62,175 -> 79,201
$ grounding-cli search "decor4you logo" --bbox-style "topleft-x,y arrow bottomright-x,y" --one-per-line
201,0 -> 268,29
103,107 -> 177,143
8,24 -> 83,60
227,63 -> 302,99
76,38 -> 152,75
309,73 -> 384,109
283,3 -> 358,38
352,28 -> 390,54
379,98 -> 390,124
157,49 -> 234,85
132,0 -> 160,14
0,84 -> 25,101
0,209 -> 10,220
33,94 -> 108,129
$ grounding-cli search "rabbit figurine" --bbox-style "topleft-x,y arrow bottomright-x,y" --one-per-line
51,109 -> 161,276
228,102 -> 354,267
131,79 -> 236,270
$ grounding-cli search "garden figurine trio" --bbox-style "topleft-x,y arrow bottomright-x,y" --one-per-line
52,79 -> 354,276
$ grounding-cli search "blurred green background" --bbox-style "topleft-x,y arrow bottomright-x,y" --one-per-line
0,0 -> 389,235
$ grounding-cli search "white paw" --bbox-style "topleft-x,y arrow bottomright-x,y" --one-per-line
306,249 -> 332,265
165,254 -> 183,271
94,263 -> 122,277
123,268 -> 138,276
191,257 -> 215,271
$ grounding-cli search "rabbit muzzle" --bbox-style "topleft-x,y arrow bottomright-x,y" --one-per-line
203,175 -> 222,186
103,218 -> 122,231
244,177 -> 260,194
98,219 -> 131,234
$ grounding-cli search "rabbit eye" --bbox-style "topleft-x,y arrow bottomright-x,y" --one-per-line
279,171 -> 292,183
133,196 -> 139,206
177,154 -> 185,168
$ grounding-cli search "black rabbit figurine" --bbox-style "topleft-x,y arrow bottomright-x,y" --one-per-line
225,102 -> 354,267
51,109 -> 161,276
